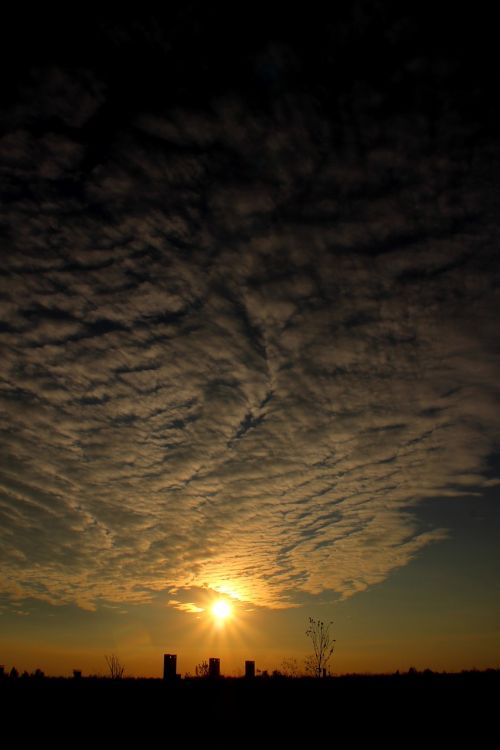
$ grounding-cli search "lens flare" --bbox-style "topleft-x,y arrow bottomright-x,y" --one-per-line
211,599 -> 231,622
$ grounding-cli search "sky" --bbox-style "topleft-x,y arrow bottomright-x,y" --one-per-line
1,4 -> 500,676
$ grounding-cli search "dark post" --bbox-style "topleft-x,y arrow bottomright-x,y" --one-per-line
245,660 -> 255,678
163,653 -> 177,681
208,657 -> 220,678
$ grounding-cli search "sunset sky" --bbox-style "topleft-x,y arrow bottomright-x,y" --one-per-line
1,5 -> 499,677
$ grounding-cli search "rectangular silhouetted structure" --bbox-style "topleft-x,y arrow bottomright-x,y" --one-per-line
245,660 -> 255,678
163,653 -> 177,681
208,657 -> 220,678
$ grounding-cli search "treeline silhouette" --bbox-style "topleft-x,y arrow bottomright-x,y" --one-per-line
2,666 -> 498,742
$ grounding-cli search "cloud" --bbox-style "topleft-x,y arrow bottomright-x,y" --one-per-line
1,52 -> 499,613
168,600 -> 204,615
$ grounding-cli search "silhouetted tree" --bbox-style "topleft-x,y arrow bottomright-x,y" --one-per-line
304,654 -> 317,677
105,654 -> 124,679
305,617 -> 335,677
9,667 -> 18,679
281,657 -> 300,677
195,660 -> 209,678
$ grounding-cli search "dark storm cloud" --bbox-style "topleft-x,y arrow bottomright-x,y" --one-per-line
1,11 -> 500,610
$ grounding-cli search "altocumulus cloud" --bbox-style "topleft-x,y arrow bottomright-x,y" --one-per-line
1,23 -> 500,612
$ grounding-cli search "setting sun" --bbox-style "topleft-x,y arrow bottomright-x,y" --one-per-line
211,599 -> 232,622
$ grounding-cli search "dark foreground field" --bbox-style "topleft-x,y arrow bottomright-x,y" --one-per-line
2,671 -> 498,743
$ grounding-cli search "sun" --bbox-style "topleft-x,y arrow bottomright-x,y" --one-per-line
211,599 -> 232,622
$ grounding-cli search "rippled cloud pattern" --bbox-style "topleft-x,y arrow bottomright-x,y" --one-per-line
1,40 -> 499,610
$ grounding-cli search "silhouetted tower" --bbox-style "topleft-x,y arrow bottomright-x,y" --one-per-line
245,660 -> 255,678
208,657 -> 220,678
163,653 -> 177,681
